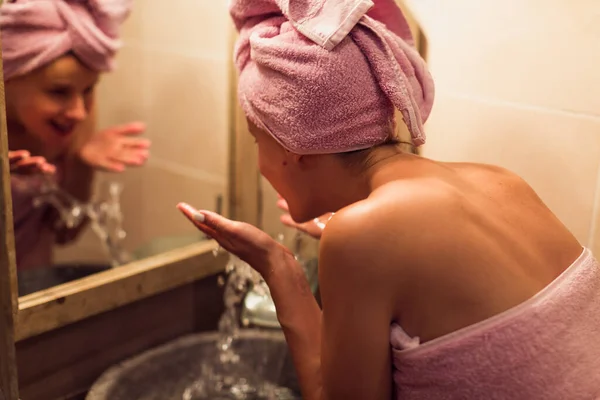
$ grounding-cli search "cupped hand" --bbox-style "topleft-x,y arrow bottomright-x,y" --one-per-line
8,150 -> 56,175
177,202 -> 285,278
79,122 -> 151,172
276,194 -> 333,240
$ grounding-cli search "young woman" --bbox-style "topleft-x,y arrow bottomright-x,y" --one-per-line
1,0 -> 150,270
179,0 -> 600,398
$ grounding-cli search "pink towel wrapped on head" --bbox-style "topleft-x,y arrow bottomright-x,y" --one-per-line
230,0 -> 434,154
0,0 -> 132,80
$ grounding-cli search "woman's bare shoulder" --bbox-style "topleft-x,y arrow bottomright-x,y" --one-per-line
317,200 -> 415,296
317,165 -> 523,273
319,188 -> 447,275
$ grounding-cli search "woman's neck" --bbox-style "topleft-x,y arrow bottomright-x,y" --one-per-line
365,150 -> 425,189
315,150 -> 414,214
6,119 -> 53,160
331,151 -> 432,208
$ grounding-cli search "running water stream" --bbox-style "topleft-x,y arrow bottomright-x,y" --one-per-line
181,249 -> 299,400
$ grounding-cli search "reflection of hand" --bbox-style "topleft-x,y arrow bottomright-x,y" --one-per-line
177,202 -> 286,278
9,150 -> 56,175
79,122 -> 151,172
277,194 -> 332,240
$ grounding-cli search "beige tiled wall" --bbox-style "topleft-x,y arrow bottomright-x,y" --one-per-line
55,1 -> 232,263
405,0 -> 600,254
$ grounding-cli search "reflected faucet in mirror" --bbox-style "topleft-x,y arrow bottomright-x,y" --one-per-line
33,176 -> 131,267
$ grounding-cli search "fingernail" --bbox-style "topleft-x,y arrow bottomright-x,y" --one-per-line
191,210 -> 205,223
178,203 -> 205,222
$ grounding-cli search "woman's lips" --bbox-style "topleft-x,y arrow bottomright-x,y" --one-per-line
49,121 -> 75,137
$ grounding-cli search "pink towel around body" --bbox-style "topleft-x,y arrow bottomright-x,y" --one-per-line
230,0 -> 435,154
0,0 -> 132,80
391,247 -> 600,399
11,173 -> 58,270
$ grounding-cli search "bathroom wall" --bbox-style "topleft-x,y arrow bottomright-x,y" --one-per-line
54,1 -> 232,263
404,0 -> 600,255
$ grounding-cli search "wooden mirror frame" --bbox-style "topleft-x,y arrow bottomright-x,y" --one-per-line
0,28 -> 20,398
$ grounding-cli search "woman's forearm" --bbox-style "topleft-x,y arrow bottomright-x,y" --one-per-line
60,154 -> 95,202
265,249 -> 324,400
62,101 -> 97,203
53,155 -> 95,244
49,103 -> 97,244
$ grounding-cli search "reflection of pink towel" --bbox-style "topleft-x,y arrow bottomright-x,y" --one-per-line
391,247 -> 600,399
230,0 -> 434,154
0,0 -> 132,80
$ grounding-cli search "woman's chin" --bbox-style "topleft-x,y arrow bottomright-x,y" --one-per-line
39,143 -> 67,162
43,136 -> 72,157
290,208 -> 322,224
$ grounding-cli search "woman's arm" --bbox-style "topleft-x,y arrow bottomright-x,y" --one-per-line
265,216 -> 394,400
51,154 -> 95,244
51,105 -> 97,244
263,249 -> 323,398
62,100 -> 97,203
47,101 -> 149,244
176,205 -> 394,400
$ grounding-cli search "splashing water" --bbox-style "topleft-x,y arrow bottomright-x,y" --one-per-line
216,254 -> 259,363
182,250 -> 298,399
33,177 -> 132,266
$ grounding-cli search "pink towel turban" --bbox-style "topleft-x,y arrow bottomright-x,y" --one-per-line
0,0 -> 132,81
230,0 -> 435,153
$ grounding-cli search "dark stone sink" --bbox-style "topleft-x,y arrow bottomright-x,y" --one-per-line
17,263 -> 112,296
86,329 -> 301,400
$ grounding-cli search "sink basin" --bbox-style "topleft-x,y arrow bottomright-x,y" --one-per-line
86,329 -> 301,400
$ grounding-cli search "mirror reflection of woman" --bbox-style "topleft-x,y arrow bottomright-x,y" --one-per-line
180,0 -> 600,398
1,0 -> 150,270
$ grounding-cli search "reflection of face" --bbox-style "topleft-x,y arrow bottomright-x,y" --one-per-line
5,54 -> 99,159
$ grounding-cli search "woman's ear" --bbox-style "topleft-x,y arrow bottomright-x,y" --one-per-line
289,151 -> 324,171
284,149 -> 304,164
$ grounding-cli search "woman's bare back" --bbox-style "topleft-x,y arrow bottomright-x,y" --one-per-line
338,156 -> 583,343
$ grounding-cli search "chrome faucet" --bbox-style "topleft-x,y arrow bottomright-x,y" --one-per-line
33,178 -> 131,266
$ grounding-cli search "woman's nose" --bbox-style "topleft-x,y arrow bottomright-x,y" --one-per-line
64,96 -> 87,122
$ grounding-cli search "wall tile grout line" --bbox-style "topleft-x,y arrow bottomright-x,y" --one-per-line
439,91 -> 600,122
586,156 -> 600,250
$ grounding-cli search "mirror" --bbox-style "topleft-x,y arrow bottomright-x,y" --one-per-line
2,2 -> 233,298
